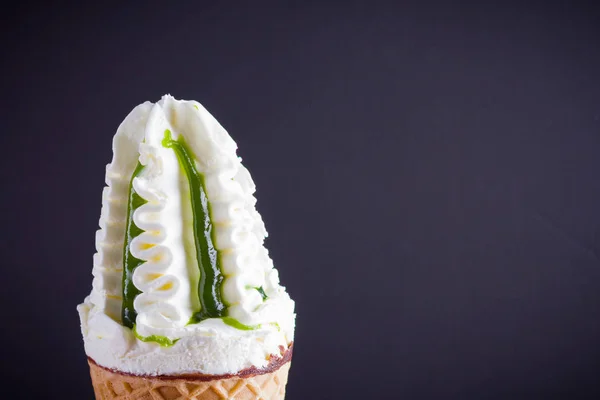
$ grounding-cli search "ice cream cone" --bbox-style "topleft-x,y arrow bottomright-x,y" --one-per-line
88,359 -> 291,400
79,96 -> 296,399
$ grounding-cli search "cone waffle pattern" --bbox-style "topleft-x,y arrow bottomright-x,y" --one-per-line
88,361 -> 291,400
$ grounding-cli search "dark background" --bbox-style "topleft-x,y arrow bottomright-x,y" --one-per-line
2,1 -> 600,399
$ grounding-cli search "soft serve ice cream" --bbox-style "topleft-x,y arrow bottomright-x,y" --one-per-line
78,95 -> 295,377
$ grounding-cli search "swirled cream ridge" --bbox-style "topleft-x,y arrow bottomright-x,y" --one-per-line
78,95 -> 295,375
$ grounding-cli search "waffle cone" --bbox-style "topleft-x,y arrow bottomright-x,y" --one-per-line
88,359 -> 291,400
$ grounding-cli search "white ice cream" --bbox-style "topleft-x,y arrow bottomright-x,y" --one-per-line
78,95 -> 295,376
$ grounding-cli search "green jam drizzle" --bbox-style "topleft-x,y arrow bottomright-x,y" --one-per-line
162,129 -> 226,322
221,318 -> 279,331
256,286 -> 268,301
222,317 -> 260,331
133,325 -> 179,347
271,322 -> 281,332
121,162 -> 147,329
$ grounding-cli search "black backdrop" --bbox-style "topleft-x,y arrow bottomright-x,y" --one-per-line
2,1 -> 600,399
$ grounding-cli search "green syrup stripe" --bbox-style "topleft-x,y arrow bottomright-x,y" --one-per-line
133,325 -> 179,347
222,317 -> 260,331
121,162 -> 147,329
162,129 -> 226,322
256,286 -> 268,300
